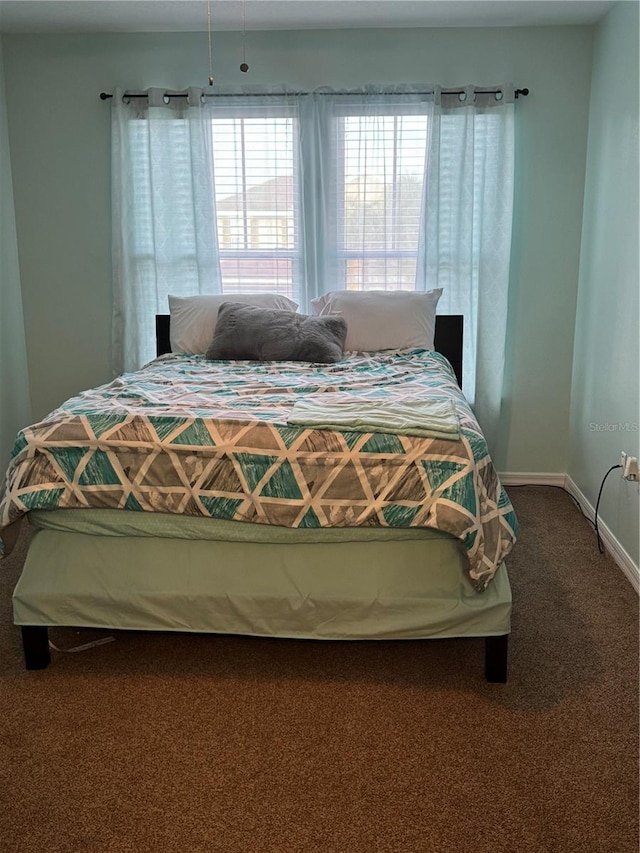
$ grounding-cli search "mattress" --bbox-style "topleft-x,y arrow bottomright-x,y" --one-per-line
26,506 -> 471,543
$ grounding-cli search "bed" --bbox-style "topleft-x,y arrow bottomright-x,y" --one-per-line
1,301 -> 517,681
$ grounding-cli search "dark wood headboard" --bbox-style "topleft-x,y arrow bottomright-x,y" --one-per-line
155,313 -> 463,386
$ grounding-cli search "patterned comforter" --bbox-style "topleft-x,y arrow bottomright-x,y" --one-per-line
0,350 -> 517,591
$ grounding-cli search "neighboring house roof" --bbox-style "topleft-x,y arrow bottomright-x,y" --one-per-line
216,174 -> 417,214
216,176 -> 294,212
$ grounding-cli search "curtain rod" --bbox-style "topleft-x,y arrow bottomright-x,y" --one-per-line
100,88 -> 529,101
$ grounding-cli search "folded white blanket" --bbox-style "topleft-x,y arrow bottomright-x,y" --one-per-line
288,395 -> 459,440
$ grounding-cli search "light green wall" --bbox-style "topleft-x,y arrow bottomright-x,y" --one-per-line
2,26 -> 593,474
569,1 -> 639,565
0,40 -> 31,465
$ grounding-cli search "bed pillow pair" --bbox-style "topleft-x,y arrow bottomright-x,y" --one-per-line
169,288 -> 442,361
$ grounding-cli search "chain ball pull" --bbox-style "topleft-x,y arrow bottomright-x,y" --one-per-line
240,63 -> 249,73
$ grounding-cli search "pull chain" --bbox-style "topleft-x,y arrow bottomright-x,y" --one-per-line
240,0 -> 249,72
207,0 -> 214,85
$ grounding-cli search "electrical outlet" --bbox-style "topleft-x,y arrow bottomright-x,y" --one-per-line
621,451 -> 638,481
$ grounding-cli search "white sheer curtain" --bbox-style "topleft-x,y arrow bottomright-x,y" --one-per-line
112,86 -> 302,372
112,87 -> 221,372
111,84 -> 515,449
0,42 -> 31,465
419,86 -> 515,451
303,86 -> 434,303
207,89 -> 302,303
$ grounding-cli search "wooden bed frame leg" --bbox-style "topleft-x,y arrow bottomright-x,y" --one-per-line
21,626 -> 51,670
485,634 -> 508,683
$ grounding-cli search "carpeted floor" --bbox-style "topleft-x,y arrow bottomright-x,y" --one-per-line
0,486 -> 637,853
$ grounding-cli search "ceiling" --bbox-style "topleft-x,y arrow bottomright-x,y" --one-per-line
0,1 -> 620,33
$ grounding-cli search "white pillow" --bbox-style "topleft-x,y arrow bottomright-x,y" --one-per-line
168,293 -> 298,354
310,289 -> 442,352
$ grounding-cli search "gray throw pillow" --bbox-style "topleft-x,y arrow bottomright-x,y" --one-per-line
205,302 -> 348,363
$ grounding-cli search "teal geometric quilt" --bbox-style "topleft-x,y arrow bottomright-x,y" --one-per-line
0,350 -> 518,591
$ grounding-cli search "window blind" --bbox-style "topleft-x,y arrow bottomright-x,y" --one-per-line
212,114 -> 300,301
337,113 -> 429,291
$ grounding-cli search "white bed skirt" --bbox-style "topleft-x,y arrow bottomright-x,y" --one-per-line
13,529 -> 511,641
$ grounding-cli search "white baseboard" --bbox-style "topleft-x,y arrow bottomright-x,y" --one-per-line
564,476 -> 639,594
498,472 -> 566,487
498,471 -> 639,593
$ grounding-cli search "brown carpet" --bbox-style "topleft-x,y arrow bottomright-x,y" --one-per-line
0,486 -> 637,853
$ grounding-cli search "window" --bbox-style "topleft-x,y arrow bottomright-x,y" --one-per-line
212,113 -> 300,301
206,96 -> 430,303
335,113 -> 429,292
